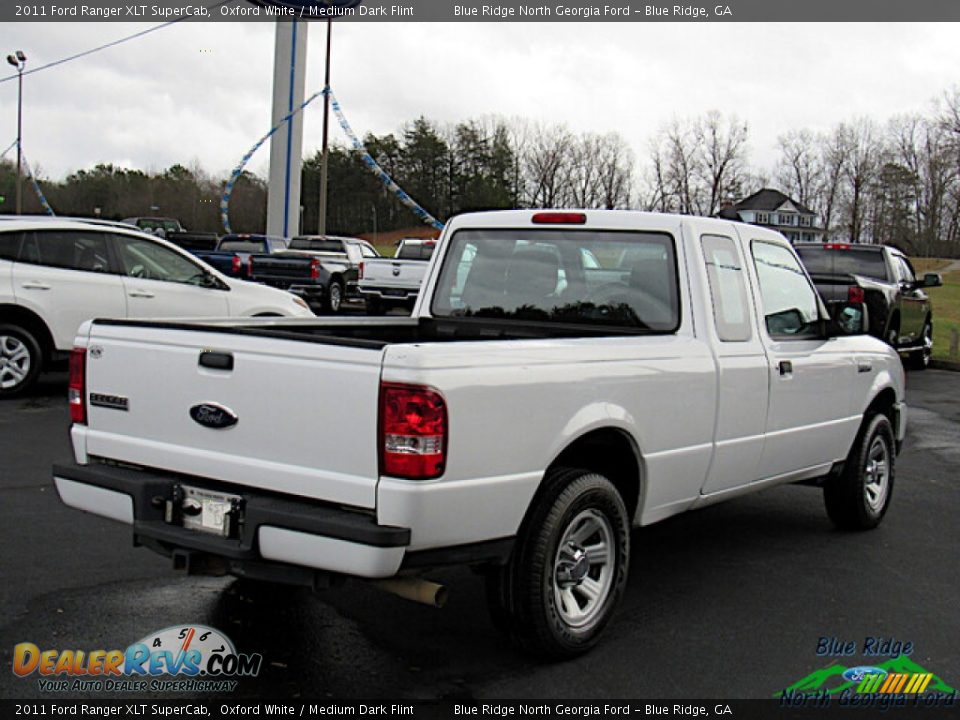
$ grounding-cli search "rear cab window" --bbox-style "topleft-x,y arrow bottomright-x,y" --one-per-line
794,245 -> 889,281
431,229 -> 680,332
701,235 -> 752,342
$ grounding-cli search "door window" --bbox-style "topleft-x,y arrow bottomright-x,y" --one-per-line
702,235 -> 752,342
751,241 -> 821,338
18,230 -> 113,273
114,236 -> 206,285
0,231 -> 21,261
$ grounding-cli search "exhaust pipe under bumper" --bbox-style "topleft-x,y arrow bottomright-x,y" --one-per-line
369,577 -> 448,608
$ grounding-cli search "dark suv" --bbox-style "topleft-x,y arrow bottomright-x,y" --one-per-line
795,242 -> 942,368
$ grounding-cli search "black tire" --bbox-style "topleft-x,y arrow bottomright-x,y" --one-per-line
824,413 -> 896,530
365,296 -> 383,315
0,324 -> 43,398
325,280 -> 344,314
487,467 -> 630,658
907,319 -> 932,371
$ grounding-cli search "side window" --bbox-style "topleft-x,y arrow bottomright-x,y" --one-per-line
897,256 -> 916,284
751,240 -> 821,338
360,244 -> 378,259
114,236 -> 205,285
0,232 -> 21,261
702,235 -> 752,342
18,230 -> 112,273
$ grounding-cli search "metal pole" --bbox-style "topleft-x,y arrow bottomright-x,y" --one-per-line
15,67 -> 23,215
318,17 -> 332,236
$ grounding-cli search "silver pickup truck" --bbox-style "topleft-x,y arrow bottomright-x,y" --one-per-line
53,209 -> 905,657
358,238 -> 436,314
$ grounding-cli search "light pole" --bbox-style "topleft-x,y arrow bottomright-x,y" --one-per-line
6,50 -> 26,215
317,17 -> 332,236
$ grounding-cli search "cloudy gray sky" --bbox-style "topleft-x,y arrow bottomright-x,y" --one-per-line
1,22 -> 958,181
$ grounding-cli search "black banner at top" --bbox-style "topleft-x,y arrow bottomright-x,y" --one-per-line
4,0 -> 960,22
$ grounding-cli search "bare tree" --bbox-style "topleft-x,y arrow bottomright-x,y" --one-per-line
776,129 -> 820,208
523,123 -> 574,208
695,111 -> 750,216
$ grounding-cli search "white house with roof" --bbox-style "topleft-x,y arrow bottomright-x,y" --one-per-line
720,188 -> 825,243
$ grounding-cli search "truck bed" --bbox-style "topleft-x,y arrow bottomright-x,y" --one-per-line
91,316 -> 646,349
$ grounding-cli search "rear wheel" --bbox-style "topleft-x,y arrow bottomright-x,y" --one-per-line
0,324 -> 43,398
824,413 -> 895,530
486,467 -> 630,658
326,280 -> 344,314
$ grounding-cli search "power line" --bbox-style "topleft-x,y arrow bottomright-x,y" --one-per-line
0,0 -> 233,86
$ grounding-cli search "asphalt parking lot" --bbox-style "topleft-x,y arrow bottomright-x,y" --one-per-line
1,369 -> 958,700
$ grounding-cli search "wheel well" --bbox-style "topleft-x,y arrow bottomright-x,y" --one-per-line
546,428 -> 642,521
0,304 -> 56,365
865,387 -> 896,426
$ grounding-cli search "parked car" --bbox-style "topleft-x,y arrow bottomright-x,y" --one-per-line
794,242 -> 941,368
0,219 -> 314,396
249,235 -> 380,313
358,238 -> 436,314
122,217 -> 184,235
190,233 -> 290,279
53,210 -> 904,657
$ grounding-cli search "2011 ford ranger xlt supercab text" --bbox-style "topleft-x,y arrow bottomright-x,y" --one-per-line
53,210 -> 906,657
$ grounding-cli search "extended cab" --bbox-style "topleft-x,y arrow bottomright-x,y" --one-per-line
795,242 -> 942,369
53,210 -> 906,657
358,238 -> 436,314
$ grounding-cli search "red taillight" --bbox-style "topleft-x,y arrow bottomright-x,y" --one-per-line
848,286 -> 865,303
231,255 -> 242,275
358,262 -> 364,280
310,258 -> 320,280
532,212 -> 587,225
246,257 -> 254,278
68,348 -> 86,424
824,243 -> 850,250
379,382 -> 447,480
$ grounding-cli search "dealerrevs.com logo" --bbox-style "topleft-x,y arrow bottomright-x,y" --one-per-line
13,625 -> 262,693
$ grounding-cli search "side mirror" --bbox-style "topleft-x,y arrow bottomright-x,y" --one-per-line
922,272 -> 942,288
827,301 -> 868,337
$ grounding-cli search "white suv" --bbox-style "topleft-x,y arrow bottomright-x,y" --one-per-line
0,219 -> 314,396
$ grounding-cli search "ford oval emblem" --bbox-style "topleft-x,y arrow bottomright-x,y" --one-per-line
190,403 -> 239,430
842,666 -> 887,683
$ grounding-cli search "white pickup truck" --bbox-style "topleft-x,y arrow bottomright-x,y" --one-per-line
53,210 -> 906,657
357,238 -> 436,314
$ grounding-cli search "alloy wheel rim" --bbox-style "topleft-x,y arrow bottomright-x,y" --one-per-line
553,508 -> 615,628
0,335 -> 31,390
863,435 -> 890,512
331,285 -> 342,311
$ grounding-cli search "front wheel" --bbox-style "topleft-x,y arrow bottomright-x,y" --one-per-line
0,324 -> 43,398
487,467 -> 630,658
824,413 -> 896,530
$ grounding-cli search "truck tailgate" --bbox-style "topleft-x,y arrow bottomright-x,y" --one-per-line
362,259 -> 427,289
77,322 -> 383,509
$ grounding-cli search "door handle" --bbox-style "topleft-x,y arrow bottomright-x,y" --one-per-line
128,290 -> 155,299
858,360 -> 873,373
21,281 -> 51,290
778,360 -> 793,376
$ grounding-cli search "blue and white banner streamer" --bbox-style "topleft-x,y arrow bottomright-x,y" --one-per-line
220,87 -> 445,233
328,89 -> 444,231
0,139 -> 17,160
20,150 -> 56,216
220,90 -> 325,234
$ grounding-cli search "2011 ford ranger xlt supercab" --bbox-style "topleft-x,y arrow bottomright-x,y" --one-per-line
53,210 -> 906,658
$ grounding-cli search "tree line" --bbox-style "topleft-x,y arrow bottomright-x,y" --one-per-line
2,85 -> 959,256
